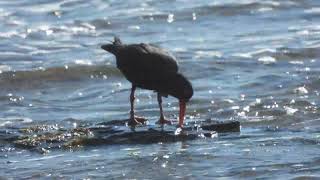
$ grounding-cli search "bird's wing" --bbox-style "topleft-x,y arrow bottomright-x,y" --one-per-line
123,43 -> 178,74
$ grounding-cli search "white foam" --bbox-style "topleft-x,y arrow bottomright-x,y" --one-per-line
284,106 -> 298,115
74,59 -> 92,65
81,23 -> 96,30
128,25 -> 140,30
263,1 -> 280,6
0,65 -> 11,73
231,106 -> 240,110
172,47 -> 186,52
59,25 -> 96,34
195,50 -> 223,59
258,56 -> 277,64
38,25 -> 54,36
289,61 -> 304,65
293,86 -> 308,94
297,30 -> 309,35
224,99 -> 234,104
167,13 -> 174,23
257,7 -> 273,12
232,53 -> 252,58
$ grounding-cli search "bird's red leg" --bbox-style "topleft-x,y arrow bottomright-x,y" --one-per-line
156,93 -> 172,126
178,100 -> 186,128
128,85 -> 147,126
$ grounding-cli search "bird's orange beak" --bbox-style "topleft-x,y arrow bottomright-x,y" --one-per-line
179,100 -> 186,128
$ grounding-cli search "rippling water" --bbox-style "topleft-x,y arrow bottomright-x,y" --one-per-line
1,0 -> 320,179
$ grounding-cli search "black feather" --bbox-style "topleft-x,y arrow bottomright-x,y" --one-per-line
101,37 -> 193,101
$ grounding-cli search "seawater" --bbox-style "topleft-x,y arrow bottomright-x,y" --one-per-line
1,0 -> 320,179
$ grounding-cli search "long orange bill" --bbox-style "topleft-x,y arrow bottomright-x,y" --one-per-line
179,100 -> 186,128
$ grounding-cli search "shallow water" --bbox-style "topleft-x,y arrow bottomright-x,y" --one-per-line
1,0 -> 320,179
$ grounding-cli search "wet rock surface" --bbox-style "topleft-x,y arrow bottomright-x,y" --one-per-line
0,119 -> 240,153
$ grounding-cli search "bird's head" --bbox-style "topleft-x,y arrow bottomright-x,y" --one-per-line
177,75 -> 193,101
101,37 -> 123,55
169,73 -> 193,101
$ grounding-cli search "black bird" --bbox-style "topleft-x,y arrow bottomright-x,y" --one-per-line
101,37 -> 193,128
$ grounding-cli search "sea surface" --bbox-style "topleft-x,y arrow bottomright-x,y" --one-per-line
1,0 -> 320,179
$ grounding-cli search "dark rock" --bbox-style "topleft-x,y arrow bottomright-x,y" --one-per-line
200,120 -> 241,133
2,119 -> 240,153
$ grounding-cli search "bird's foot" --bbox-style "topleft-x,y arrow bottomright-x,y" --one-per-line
156,117 -> 173,126
127,116 -> 147,127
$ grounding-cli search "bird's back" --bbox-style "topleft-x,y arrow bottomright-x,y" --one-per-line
116,43 -> 178,87
107,41 -> 192,101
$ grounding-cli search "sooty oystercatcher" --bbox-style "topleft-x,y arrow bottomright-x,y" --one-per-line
101,37 -> 193,128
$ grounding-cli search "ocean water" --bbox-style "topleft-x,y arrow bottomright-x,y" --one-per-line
1,0 -> 320,179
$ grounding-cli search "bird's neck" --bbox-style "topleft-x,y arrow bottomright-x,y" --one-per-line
112,45 -> 127,57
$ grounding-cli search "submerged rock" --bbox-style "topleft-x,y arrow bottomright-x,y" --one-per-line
1,119 -> 240,153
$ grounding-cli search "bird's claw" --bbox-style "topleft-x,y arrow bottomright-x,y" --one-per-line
127,116 -> 147,127
156,118 -> 173,126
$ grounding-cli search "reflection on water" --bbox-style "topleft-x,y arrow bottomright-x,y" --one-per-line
1,0 -> 320,179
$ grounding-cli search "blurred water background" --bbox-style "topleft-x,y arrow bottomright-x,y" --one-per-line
1,0 -> 320,179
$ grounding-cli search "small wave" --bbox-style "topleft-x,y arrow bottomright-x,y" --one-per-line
291,137 -> 320,145
0,8 -> 11,17
289,24 -> 320,36
304,7 -> 320,14
88,19 -> 115,30
187,1 -> 297,17
0,65 -> 122,90
25,23 -> 96,39
0,31 -> 26,38
240,82 -> 264,89
239,47 -> 320,61
232,48 -> 276,59
257,74 -> 283,81
0,116 -> 32,127
304,78 -> 320,90
274,47 -> 320,60
139,1 -> 295,23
